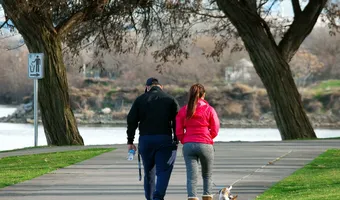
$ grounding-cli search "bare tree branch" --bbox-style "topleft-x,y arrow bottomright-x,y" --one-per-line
278,0 -> 328,62
101,25 -> 110,49
55,0 -> 109,36
263,0 -> 279,18
184,8 -> 226,18
56,10 -> 86,36
129,10 -> 139,36
218,0 -> 277,48
258,0 -> 271,9
237,0 -> 257,13
7,42 -> 25,51
0,18 -> 8,29
248,0 -> 257,12
291,0 -> 302,17
323,2 -> 340,34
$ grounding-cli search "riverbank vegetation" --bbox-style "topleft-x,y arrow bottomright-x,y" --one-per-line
1,78 -> 340,128
0,27 -> 339,128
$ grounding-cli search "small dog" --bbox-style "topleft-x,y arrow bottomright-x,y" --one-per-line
217,186 -> 238,200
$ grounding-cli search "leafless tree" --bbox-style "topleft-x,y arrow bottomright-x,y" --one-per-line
0,0 -> 131,145
1,0 -> 339,141
131,0 -> 339,140
304,27 -> 340,79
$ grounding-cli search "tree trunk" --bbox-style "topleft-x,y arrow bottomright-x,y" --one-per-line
247,44 -> 316,140
216,0 -> 316,140
3,3 -> 84,145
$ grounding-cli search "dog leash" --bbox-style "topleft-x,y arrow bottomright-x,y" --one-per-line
138,152 -> 142,181
137,141 -> 177,182
213,150 -> 293,188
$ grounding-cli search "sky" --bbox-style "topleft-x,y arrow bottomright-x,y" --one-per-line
274,0 -> 308,17
278,0 -> 295,16
0,0 -> 307,19
0,9 -> 3,21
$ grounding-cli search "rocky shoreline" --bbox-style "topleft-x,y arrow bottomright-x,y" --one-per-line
2,81 -> 340,129
1,104 -> 340,129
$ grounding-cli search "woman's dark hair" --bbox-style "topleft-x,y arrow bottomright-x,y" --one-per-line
186,83 -> 205,119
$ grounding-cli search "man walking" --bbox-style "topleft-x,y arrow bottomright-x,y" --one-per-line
127,77 -> 179,200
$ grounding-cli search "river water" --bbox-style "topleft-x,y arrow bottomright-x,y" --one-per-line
1,105 -> 339,151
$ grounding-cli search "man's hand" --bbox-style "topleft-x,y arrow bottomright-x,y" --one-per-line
128,144 -> 137,152
167,150 -> 177,165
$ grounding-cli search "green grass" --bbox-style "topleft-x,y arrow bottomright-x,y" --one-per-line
310,79 -> 340,97
169,87 -> 186,96
0,148 -> 114,188
313,79 -> 340,90
106,88 -> 117,97
0,146 -> 49,153
256,149 -> 340,200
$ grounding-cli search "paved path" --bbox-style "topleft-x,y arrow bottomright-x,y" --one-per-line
0,140 -> 339,200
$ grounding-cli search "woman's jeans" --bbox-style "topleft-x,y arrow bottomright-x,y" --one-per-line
183,142 -> 214,197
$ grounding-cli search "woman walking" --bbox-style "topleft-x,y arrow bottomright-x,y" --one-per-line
176,83 -> 220,200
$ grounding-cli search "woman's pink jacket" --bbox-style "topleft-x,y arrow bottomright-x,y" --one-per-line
176,99 -> 220,145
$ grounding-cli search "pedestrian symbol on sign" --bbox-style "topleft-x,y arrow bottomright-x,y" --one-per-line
31,56 -> 41,73
28,53 -> 44,79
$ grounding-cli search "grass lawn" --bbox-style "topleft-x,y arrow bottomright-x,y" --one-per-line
313,79 -> 340,90
257,149 -> 340,200
309,79 -> 340,97
0,148 -> 114,188
0,146 -> 50,153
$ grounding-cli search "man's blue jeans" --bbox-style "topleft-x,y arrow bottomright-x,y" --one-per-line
138,135 -> 177,200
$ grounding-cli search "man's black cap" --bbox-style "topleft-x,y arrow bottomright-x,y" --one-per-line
145,77 -> 160,86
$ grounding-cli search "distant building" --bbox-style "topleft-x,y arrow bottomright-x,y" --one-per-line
225,58 -> 262,86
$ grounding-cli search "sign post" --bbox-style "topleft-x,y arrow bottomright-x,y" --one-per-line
28,53 -> 44,147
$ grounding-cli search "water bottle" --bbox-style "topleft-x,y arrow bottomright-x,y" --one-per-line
127,149 -> 135,161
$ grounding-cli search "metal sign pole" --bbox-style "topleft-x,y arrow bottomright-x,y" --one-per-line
28,53 -> 44,147
34,79 -> 38,147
